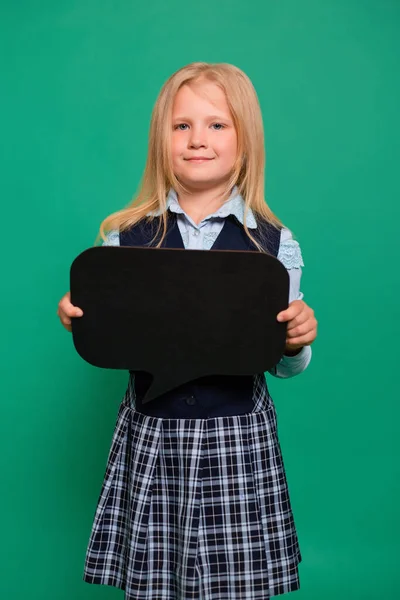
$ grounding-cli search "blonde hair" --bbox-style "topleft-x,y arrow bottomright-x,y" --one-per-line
96,62 -> 283,251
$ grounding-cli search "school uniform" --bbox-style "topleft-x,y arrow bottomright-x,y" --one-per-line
83,187 -> 311,599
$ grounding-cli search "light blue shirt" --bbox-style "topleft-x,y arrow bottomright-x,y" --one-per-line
104,187 -> 312,378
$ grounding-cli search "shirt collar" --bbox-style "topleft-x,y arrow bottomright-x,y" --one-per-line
147,186 -> 257,229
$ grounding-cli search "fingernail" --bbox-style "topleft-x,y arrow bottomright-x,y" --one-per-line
76,309 -> 83,317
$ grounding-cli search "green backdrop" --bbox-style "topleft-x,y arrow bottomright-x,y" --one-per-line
1,1 -> 399,598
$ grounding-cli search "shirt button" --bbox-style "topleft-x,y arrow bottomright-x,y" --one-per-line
185,396 -> 196,406
193,230 -> 200,236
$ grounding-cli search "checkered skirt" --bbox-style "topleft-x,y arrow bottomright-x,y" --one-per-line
83,374 -> 301,599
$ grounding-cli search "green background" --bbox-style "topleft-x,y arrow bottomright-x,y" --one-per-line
1,1 -> 399,598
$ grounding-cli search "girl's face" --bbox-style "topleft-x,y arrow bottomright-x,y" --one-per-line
171,80 -> 237,192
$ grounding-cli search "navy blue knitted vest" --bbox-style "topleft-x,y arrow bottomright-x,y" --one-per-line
120,212 -> 281,418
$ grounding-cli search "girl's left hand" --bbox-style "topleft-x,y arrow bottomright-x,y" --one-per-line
277,300 -> 318,355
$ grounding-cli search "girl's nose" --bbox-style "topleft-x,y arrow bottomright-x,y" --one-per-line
188,127 -> 208,148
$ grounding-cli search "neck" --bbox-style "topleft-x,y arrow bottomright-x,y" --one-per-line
177,184 -> 233,225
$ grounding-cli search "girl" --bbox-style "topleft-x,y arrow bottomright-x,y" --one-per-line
57,62 -> 317,599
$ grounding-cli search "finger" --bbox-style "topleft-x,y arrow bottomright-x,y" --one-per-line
59,300 -> 83,318
287,317 -> 317,338
59,313 -> 72,327
286,329 -> 317,346
277,301 -> 304,323
59,317 -> 72,332
286,310 -> 311,331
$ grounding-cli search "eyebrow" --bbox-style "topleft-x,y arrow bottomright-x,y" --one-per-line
172,115 -> 232,123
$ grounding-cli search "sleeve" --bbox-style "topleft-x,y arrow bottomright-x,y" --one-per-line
268,227 -> 312,378
102,229 -> 120,246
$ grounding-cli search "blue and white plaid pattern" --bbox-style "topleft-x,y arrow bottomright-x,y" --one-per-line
83,374 -> 301,599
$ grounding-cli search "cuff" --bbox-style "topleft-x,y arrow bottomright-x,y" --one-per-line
270,345 -> 312,378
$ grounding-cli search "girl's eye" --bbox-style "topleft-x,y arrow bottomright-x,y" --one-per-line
174,123 -> 226,131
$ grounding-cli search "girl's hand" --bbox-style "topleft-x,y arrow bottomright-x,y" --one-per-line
277,300 -> 317,355
57,291 -> 83,332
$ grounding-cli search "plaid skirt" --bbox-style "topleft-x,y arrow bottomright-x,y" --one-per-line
83,374 -> 301,599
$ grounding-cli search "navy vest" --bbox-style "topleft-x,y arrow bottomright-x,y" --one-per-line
120,212 -> 281,418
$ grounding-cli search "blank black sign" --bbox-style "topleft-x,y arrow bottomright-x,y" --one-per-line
70,246 -> 289,402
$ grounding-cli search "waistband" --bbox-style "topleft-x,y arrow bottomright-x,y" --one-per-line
125,373 -> 270,419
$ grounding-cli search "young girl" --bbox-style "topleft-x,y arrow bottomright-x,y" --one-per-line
58,62 -> 317,600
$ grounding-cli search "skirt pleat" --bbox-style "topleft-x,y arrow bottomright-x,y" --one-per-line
84,375 -> 301,599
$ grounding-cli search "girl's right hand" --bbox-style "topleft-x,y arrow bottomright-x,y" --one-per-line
57,291 -> 83,332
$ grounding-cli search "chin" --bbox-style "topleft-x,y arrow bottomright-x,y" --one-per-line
179,173 -> 231,187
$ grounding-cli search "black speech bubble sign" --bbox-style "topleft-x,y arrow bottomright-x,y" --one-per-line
70,246 -> 289,403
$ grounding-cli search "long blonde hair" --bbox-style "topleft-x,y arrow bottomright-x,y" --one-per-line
96,62 -> 283,251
